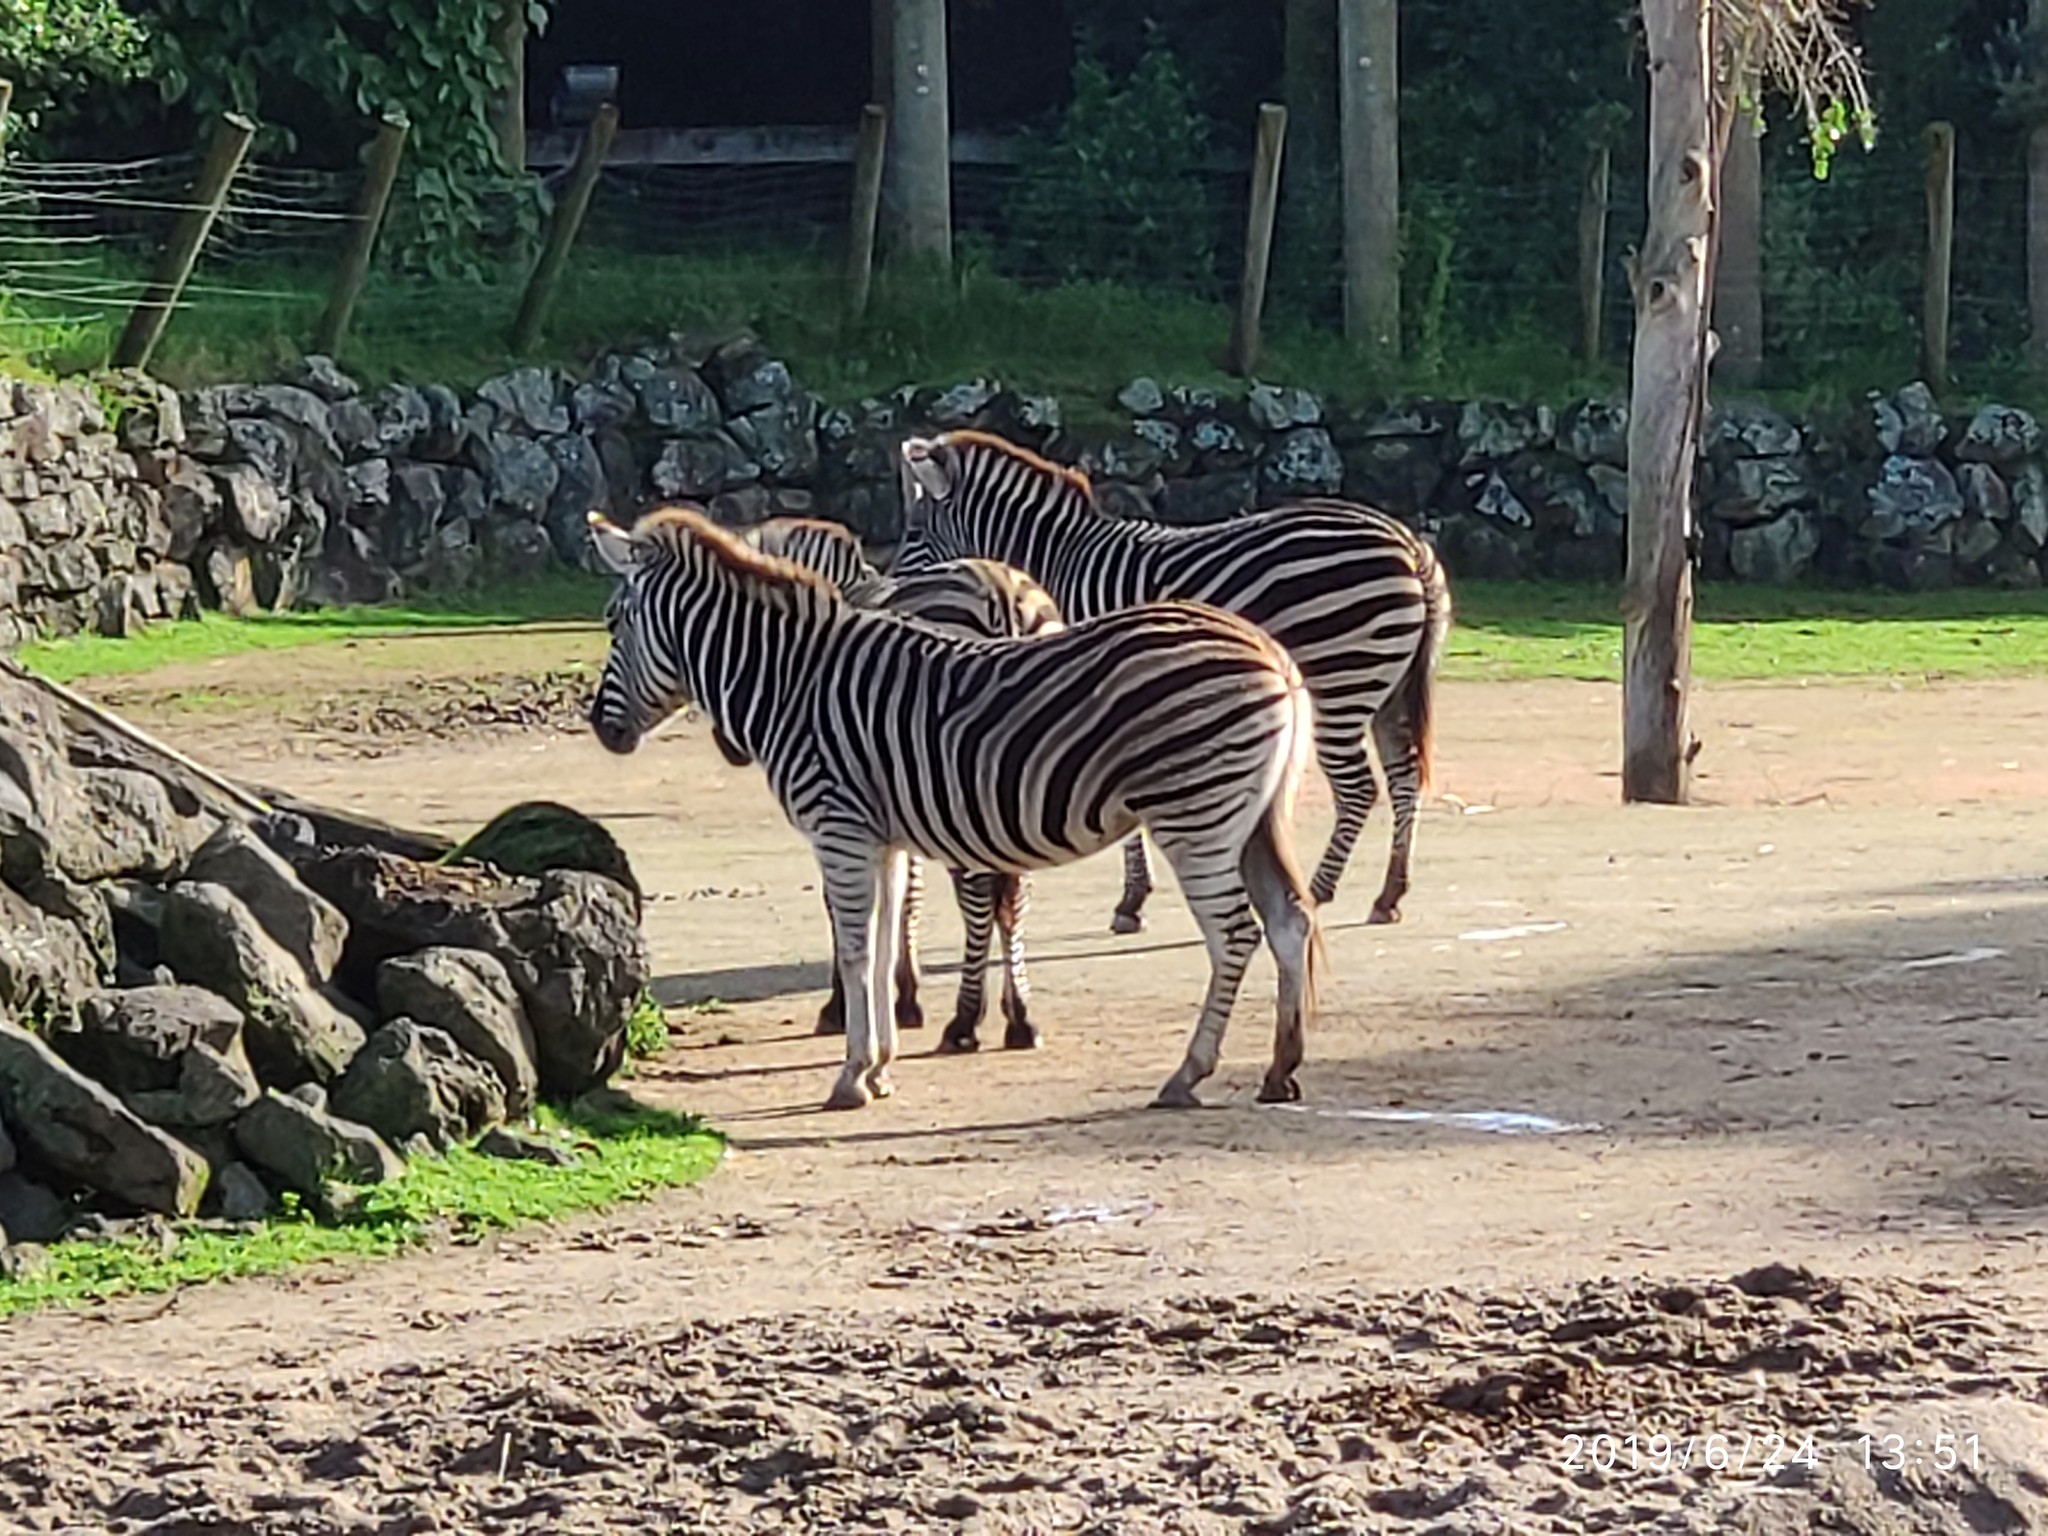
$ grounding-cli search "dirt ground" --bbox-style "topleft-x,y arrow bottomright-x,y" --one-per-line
7,629 -> 2048,1533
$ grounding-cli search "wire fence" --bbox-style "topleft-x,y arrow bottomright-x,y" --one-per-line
0,122 -> 2036,399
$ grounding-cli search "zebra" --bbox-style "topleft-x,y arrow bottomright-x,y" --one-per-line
893,429 -> 1454,932
738,516 -> 1064,1054
587,506 -> 1322,1113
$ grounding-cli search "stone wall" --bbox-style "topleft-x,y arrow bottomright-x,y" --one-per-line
2,349 -> 2045,648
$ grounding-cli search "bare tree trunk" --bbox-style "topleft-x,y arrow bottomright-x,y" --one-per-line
1623,0 -> 1713,805
1714,113 -> 1762,387
887,0 -> 951,270
1281,0 -> 1340,304
488,0 -> 527,174
1338,0 -> 1400,363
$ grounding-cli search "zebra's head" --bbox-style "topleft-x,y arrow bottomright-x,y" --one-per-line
898,431 -> 1092,580
895,434 -> 966,575
586,510 -> 686,755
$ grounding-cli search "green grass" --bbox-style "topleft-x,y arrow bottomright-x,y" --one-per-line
1445,581 -> 2048,683
0,1098 -> 723,1318
17,571 -> 606,684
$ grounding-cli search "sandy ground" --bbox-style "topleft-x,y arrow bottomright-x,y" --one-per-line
6,632 -> 2048,1532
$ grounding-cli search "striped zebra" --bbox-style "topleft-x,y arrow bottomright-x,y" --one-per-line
894,429 -> 1454,930
587,506 -> 1322,1112
740,517 -> 1063,1053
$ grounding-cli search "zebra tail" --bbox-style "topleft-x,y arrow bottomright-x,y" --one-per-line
1268,671 -> 1324,1019
1403,542 -> 1455,793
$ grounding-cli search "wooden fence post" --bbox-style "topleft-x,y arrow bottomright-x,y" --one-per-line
1714,116 -> 1764,386
1338,0 -> 1400,365
2029,123 -> 2048,377
844,103 -> 889,326
1922,120 -> 1955,392
0,79 -> 15,157
1578,144 -> 1610,368
1227,103 -> 1288,376
313,114 -> 410,359
509,102 -> 618,352
112,113 -> 256,372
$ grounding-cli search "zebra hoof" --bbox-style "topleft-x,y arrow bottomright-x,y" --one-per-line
1110,911 -> 1145,936
866,1066 -> 896,1099
1150,1074 -> 1203,1110
896,999 -> 927,1030
1367,903 -> 1403,926
937,1028 -> 981,1055
1256,1073 -> 1303,1104
1003,1021 -> 1041,1051
824,1069 -> 873,1111
813,1009 -> 847,1037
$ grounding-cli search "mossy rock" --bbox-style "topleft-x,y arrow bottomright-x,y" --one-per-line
442,802 -> 643,916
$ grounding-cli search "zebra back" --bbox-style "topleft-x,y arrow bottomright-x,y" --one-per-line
745,517 -> 891,604
888,558 -> 1066,641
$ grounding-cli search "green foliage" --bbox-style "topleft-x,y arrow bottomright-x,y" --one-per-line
1004,35 -> 1217,295
146,0 -> 547,275
0,1100 -> 723,1317
0,0 -> 147,143
626,989 -> 669,1060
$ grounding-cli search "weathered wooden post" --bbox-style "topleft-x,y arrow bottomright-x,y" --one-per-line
1227,104 -> 1289,376
1338,0 -> 1400,365
489,0 -> 527,173
1714,116 -> 1763,386
0,79 -> 15,155
112,113 -> 256,372
509,102 -> 618,352
845,104 -> 890,325
2030,122 -> 2048,376
1579,143 -> 1611,367
887,0 -> 951,270
1922,120 -> 1955,393
313,113 -> 410,359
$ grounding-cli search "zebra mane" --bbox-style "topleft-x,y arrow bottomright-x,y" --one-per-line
629,506 -> 840,608
938,429 -> 1094,500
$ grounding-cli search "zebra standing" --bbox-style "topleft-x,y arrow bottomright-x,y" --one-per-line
587,506 -> 1322,1112
742,517 -> 1064,1054
894,429 -> 1453,931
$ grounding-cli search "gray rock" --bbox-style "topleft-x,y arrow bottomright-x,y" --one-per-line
201,542 -> 257,616
728,398 -> 819,483
1956,404 -> 2041,466
0,1106 -> 10,1176
64,984 -> 243,1090
1730,511 -> 1820,584
0,884 -> 104,1017
1458,401 -> 1555,463
651,434 -> 754,499
920,378 -> 1001,427
331,1019 -> 506,1152
304,854 -> 648,1099
477,368 -> 570,435
391,461 -> 447,538
158,456 -> 219,563
1131,417 -> 1184,470
225,416 -> 295,488
302,522 -> 401,608
1246,382 -> 1322,431
1062,424 -> 1164,484
232,1089 -> 402,1194
1259,426 -> 1344,499
0,1018 -> 209,1215
182,387 -> 230,457
329,398 -> 379,459
2016,465 -> 2048,550
982,389 -> 1062,442
124,1042 -> 261,1129
708,486 -> 773,528
1472,469 -> 1534,527
1340,434 -> 1445,518
377,947 -> 538,1114
442,465 -> 490,525
1954,515 -> 2003,569
1558,399 -> 1629,465
20,492 -> 73,540
211,1160 -> 272,1220
0,1170 -> 68,1242
409,517 -> 481,591
213,465 -> 288,545
1708,402 -> 1802,458
1874,382 -> 1945,456
1157,470 -> 1257,526
372,383 -> 432,456
184,822 -> 347,983
544,433 -> 608,560
1094,481 -> 1155,520
481,431 -> 560,519
1867,456 -> 1963,537
1959,462 -> 2010,522
704,340 -> 794,417
475,1125 -> 578,1166
571,377 -> 637,433
1438,513 -> 1527,580
344,457 -> 391,518
285,354 -> 360,403
155,881 -> 365,1086
1708,455 -> 1818,526
417,384 -> 468,461
1189,412 -> 1256,469
1115,377 -> 1165,415
485,518 -> 556,577
635,366 -> 724,435
116,377 -> 186,451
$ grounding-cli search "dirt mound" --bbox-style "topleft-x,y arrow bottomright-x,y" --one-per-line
293,670 -> 599,751
5,1270 -> 2043,1534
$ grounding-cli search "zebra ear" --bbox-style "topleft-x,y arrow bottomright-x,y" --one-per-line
586,510 -> 636,576
900,437 -> 952,501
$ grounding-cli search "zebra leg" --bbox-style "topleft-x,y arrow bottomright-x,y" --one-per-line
869,847 -> 910,1097
1367,708 -> 1422,924
893,855 -> 927,1030
1309,710 -> 1381,907
819,840 -> 890,1111
998,872 -> 1038,1050
1111,834 -> 1153,934
1239,812 -> 1318,1104
814,889 -> 849,1035
940,868 -> 994,1054
1147,834 -> 1262,1109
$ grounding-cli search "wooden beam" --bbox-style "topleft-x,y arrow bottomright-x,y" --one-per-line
313,113 -> 410,359
1714,115 -> 1763,387
845,103 -> 889,324
112,113 -> 256,372
1227,104 -> 1289,376
1923,120 -> 1955,392
509,102 -> 618,351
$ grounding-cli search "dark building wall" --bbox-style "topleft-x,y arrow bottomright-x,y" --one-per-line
528,0 -> 1074,132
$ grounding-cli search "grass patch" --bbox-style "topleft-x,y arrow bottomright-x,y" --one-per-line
1444,580 -> 2048,684
17,571 -> 606,684
0,1098 -> 723,1318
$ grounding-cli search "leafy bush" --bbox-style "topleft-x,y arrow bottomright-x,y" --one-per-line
1004,35 -> 1218,296
0,0 -> 148,143
146,0 -> 548,276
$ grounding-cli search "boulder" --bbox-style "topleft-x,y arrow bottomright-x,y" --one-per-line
485,518 -> 556,577
1258,427 -> 1344,500
1457,400 -> 1555,463
123,1041 -> 261,1130
704,341 -> 795,417
481,431 -> 561,519
727,397 -> 819,483
634,365 -> 724,435
442,800 -> 643,911
225,416 -> 295,490
0,882 -> 103,1017
1730,511 -> 1821,585
330,1019 -> 506,1152
0,1104 -> 11,1174
201,543 -> 257,617
1246,383 -> 1322,431
476,1126 -> 579,1166
284,354 -> 361,403
0,1018 -> 209,1216
232,1089 -> 403,1194
155,881 -> 366,1086
477,368 -> 570,435
377,948 -> 539,1114
2018,465 -> 2048,550
917,378 -> 1002,428
213,464 -> 288,545
572,377 -> 637,433
651,433 -> 756,499
544,432 -> 609,560
1956,404 -> 2041,466
372,383 -> 432,456
1960,462 -> 2010,522
1115,377 -> 1165,415
61,984 -> 243,1092
1707,402 -> 1802,459
1873,382 -> 1945,456
211,1160 -> 272,1221
1707,455 -> 1818,526
184,822 -> 347,983
1558,398 -> 1629,465
0,1170 -> 68,1242
1866,456 -> 1963,538
1339,433 -> 1445,518
304,852 -> 647,1099
1954,514 -> 2003,570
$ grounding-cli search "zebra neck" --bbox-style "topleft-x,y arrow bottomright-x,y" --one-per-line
684,585 -> 837,766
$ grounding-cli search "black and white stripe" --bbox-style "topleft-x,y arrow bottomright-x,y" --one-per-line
743,517 -> 1064,1053
894,430 -> 1454,930
589,506 -> 1322,1112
